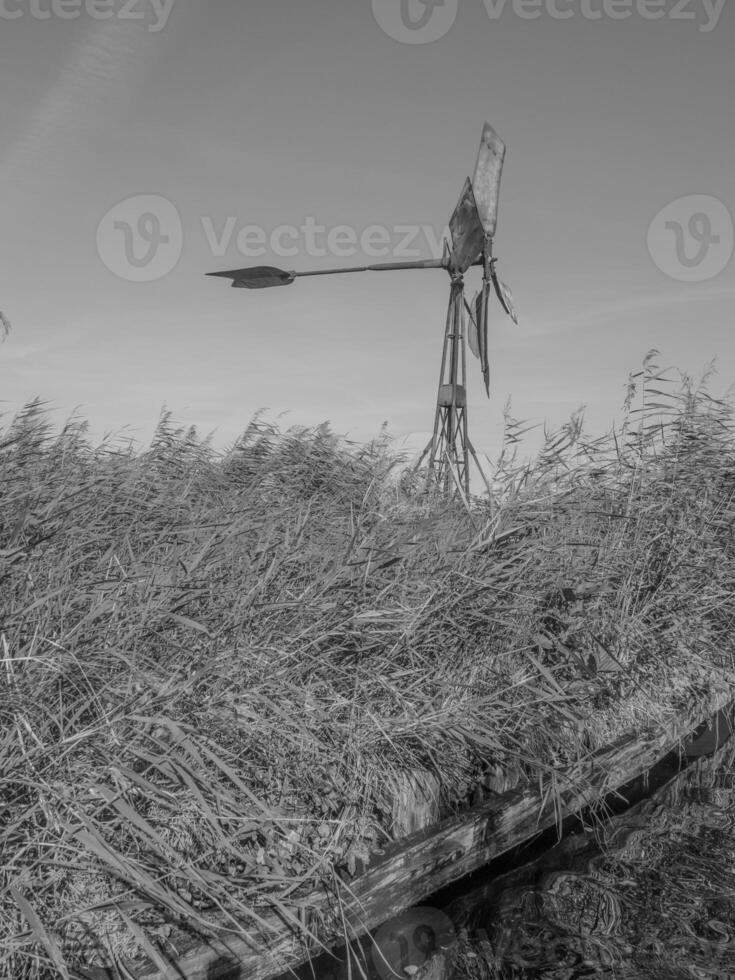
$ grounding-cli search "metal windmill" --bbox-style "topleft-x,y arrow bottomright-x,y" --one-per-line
207,122 -> 518,497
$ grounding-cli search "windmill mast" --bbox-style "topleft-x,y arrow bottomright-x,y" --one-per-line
428,272 -> 471,495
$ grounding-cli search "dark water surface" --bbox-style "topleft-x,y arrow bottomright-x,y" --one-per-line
444,712 -> 735,979
283,709 -> 735,980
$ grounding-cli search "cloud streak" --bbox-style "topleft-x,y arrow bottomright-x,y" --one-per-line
0,18 -> 161,188
521,283 -> 735,339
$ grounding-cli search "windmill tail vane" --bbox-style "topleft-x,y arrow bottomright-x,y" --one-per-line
207,122 -> 518,498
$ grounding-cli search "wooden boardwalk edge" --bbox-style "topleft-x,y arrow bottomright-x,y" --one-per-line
81,682 -> 735,980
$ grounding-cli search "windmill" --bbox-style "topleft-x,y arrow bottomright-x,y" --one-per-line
207,122 -> 517,497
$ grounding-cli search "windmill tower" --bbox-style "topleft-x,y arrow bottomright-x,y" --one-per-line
207,122 -> 517,497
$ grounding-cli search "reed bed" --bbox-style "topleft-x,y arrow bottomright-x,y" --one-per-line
3,355 -> 735,978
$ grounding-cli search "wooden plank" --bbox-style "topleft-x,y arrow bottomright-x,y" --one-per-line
81,683 -> 735,980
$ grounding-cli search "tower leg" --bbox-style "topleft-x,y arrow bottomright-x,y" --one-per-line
427,277 -> 471,497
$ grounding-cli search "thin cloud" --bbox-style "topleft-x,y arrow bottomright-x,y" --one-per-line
523,283 -> 735,338
0,19 -> 159,187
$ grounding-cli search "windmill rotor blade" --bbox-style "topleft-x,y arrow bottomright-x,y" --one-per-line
207,266 -> 296,289
466,277 -> 492,396
499,281 -> 518,324
479,280 -> 491,397
466,292 -> 481,360
490,267 -> 519,324
472,122 -> 506,238
448,177 -> 485,274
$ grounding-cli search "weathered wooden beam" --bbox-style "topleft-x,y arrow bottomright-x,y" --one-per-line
81,682 -> 735,980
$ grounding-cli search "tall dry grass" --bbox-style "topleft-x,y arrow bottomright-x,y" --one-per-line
2,354 -> 735,978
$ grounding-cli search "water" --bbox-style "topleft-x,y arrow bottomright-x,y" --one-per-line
446,734 -> 735,979
281,710 -> 735,980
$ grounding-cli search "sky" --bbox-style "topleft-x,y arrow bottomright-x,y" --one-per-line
0,0 -> 733,468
